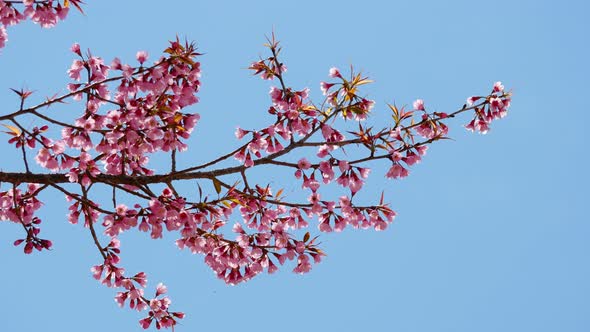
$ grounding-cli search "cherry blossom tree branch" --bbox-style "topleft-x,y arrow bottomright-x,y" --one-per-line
0,7 -> 511,328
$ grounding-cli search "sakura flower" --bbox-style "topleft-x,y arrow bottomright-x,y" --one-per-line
356,98 -> 375,120
371,210 -> 388,231
390,150 -> 403,162
415,121 -> 435,139
139,317 -> 152,329
136,51 -> 148,64
297,158 -> 311,170
317,144 -> 335,158
474,119 -> 489,134
114,292 -> 128,307
390,126 -> 402,140
234,148 -> 246,163
333,215 -> 346,232
318,160 -> 334,183
71,42 -> 81,56
413,99 -> 425,111
183,113 -> 200,133
115,204 -> 128,216
489,97 -> 505,113
67,59 -> 85,81
465,119 -> 476,132
402,151 -> 421,166
302,174 -> 320,192
329,67 -> 341,78
416,145 -> 428,156
358,167 -> 370,179
30,5 -> 59,28
318,221 -> 332,233
35,148 -> 59,171
244,153 -> 254,167
320,81 -> 335,95
386,164 -> 409,179
493,81 -> 504,93
155,283 -> 167,297
91,265 -> 104,280
269,86 -> 283,104
55,5 -> 69,21
293,254 -> 312,274
348,173 -> 364,193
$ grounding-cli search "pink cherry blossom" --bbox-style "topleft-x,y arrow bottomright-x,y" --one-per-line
320,81 -> 335,95
318,160 -> 335,183
155,283 -> 167,297
329,67 -> 341,78
297,158 -> 311,170
386,164 -> 409,179
71,42 -> 81,55
413,99 -> 425,111
489,97 -> 505,113
235,127 -> 247,139
136,51 -> 148,64
475,119 -> 490,134
338,160 -> 350,172
67,59 -> 84,81
493,81 -> 504,93
302,174 -> 321,192
416,145 -> 428,156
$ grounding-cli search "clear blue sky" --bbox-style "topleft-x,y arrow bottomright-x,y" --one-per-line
0,1 -> 588,331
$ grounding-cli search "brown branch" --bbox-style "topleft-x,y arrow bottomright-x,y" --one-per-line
82,186 -> 108,260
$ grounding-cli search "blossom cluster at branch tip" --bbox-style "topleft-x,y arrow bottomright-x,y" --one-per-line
465,81 -> 511,134
88,237 -> 183,329
0,0 -> 84,49
1,184 -> 51,253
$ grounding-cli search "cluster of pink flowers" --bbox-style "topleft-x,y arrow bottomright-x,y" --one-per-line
34,40 -> 202,184
0,183 -> 51,253
90,238 -> 184,330
296,158 -> 371,195
138,286 -> 185,330
0,183 -> 42,223
385,146 -> 427,179
320,67 -> 375,120
311,195 -> 396,232
0,0 -> 82,49
2,37 -> 201,329
96,186 -> 325,285
465,81 -> 511,134
234,86 -> 318,167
